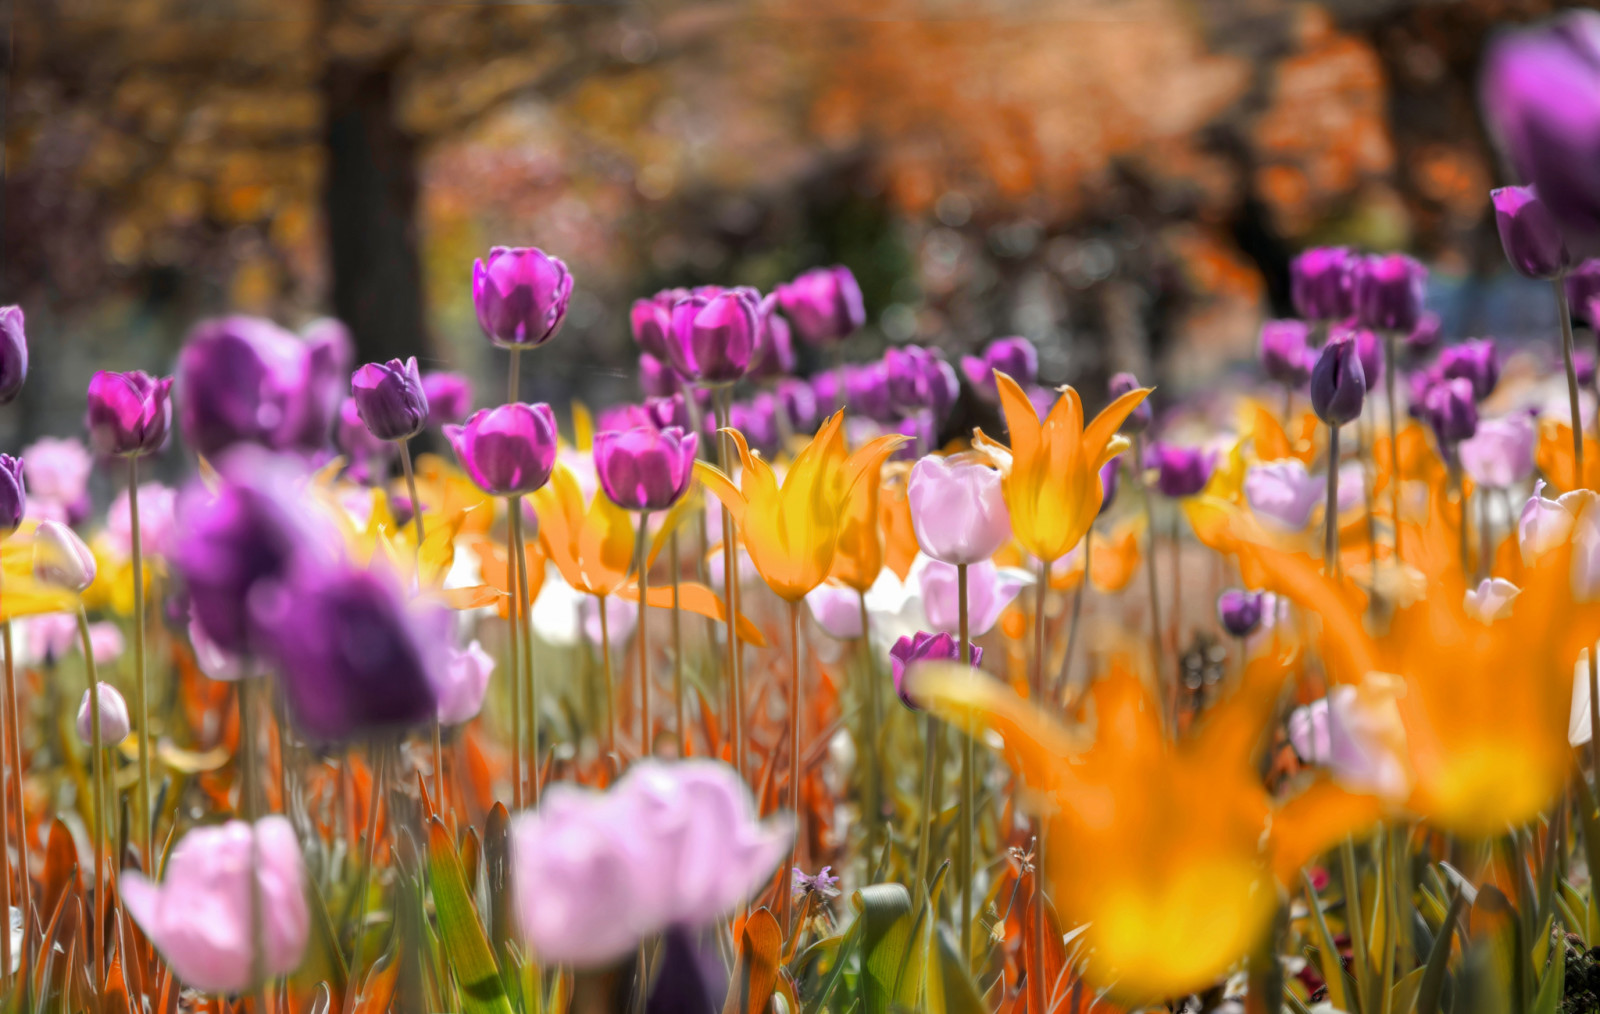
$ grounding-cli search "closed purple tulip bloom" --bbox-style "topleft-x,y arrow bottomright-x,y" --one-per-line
961,336 -> 1039,397
1217,589 -> 1265,638
1355,253 -> 1428,334
0,455 -> 23,535
337,398 -> 394,475
890,631 -> 982,710
473,246 -> 573,349
1310,335 -> 1366,426
748,295 -> 797,381
86,370 -> 174,458
252,565 -> 447,741
178,316 -> 328,458
1493,185 -> 1572,279
445,403 -> 559,497
1482,11 -> 1600,257
1147,443 -> 1216,498
893,410 -> 937,461
1259,320 -> 1315,387
595,426 -> 698,512
0,306 -> 26,405
666,289 -> 759,384
645,393 -> 692,432
422,371 -> 473,428
1108,372 -> 1153,434
1423,376 -> 1479,446
775,378 -> 818,433
1404,311 -> 1443,358
908,455 -> 1011,565
776,266 -> 865,345
885,345 -> 942,416
1291,247 -> 1358,321
287,318 -> 354,453
846,362 -> 895,422
729,397 -> 780,455
639,354 -> 680,399
1568,261 -> 1600,325
1438,338 -> 1500,401
630,291 -> 680,361
351,357 -> 428,442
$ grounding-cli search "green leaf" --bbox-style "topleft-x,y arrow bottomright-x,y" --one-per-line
426,817 -> 514,1014
925,925 -> 985,1014
855,883 -> 915,1014
1302,872 -> 1350,1013
1416,887 -> 1465,1014
1389,966 -> 1425,1014
1532,927 -> 1566,1014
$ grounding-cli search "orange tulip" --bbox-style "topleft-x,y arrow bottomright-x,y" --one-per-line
829,439 -> 904,593
1537,417 -> 1600,493
978,372 -> 1150,563
877,463 -> 919,582
695,411 -> 905,602
530,462 -> 634,598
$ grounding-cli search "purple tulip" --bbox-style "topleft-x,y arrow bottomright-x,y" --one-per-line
890,631 -> 983,710
445,403 -> 560,497
77,682 -> 130,745
122,817 -> 309,993
1568,260 -> 1600,325
774,378 -> 818,434
1310,335 -> 1366,426
1404,311 -> 1442,358
1259,320 -> 1315,387
645,394 -> 692,433
748,295 -> 797,381
776,266 -> 865,345
337,398 -> 394,477
908,456 -> 1011,565
733,396 -> 783,455
351,357 -> 428,442
422,371 -> 473,428
961,336 -> 1040,397
0,455 -> 24,535
630,291 -> 681,362
86,371 -> 174,458
885,345 -> 950,417
1217,589 -> 1265,638
1580,348 -> 1599,388
1109,372 -> 1153,434
639,354 -> 680,399
666,289 -> 759,384
596,404 -> 654,435
892,410 -> 937,461
1354,253 -> 1428,334
21,438 -> 89,524
1290,247 -> 1358,322
1147,442 -> 1216,498
1492,185 -> 1572,279
0,306 -> 26,405
178,316 -> 342,458
1438,338 -> 1500,401
846,362 -> 895,422
594,426 -> 698,512
288,318 -> 354,452
473,246 -> 573,349
1423,376 -> 1479,446
253,564 -> 447,741
1481,11 -> 1600,256
1098,456 -> 1120,517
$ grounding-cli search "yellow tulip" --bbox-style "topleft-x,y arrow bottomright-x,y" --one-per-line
694,411 -> 905,602
0,531 -> 79,620
828,437 -> 906,594
979,371 -> 1150,563
530,462 -> 634,598
909,655 -> 1377,1001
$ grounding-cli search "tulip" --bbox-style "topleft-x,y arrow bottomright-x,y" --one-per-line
510,760 -> 791,967
336,398 -> 393,477
1405,311 -> 1442,358
846,362 -> 895,422
630,291 -> 679,362
775,378 -> 818,433
121,817 -> 309,993
775,266 -> 865,345
473,246 -> 573,348
728,398 -> 779,455
639,354 -> 679,399
1290,246 -> 1357,321
33,520 -> 95,591
438,640 -> 495,725
0,455 -> 25,536
1422,377 -> 1478,446
251,564 -> 447,742
889,631 -> 982,709
645,393 -> 692,433
1309,334 -> 1366,426
290,318 -> 355,453
596,404 -> 654,435
748,296 -> 796,381
445,403 -> 560,498
351,357 -> 428,442
76,682 -> 130,744
421,371 -> 473,428
907,455 -> 1010,566
0,306 -> 25,405
1354,253 -> 1428,334
1288,681 -> 1410,800
21,437 -> 89,523
1109,372 -> 1153,434
1481,11 -> 1600,256
1216,589 -> 1264,638
663,288 -> 759,384
961,336 -> 1039,397
975,373 -> 1149,564
1098,455 -> 1119,516
806,580 -> 866,640
86,371 -> 174,458
1519,481 -> 1587,563
1244,460 -> 1321,532
1465,577 -> 1521,624
1438,338 -> 1500,401
1569,260 -> 1600,325
1258,320 -> 1315,387
916,557 -> 1029,637
885,345 -> 958,420
1459,412 -> 1537,488
1346,327 -> 1384,392
1146,443 -> 1215,498
1493,185 -> 1572,279
594,426 -> 698,512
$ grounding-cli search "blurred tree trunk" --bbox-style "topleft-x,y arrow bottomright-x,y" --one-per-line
322,52 -> 428,366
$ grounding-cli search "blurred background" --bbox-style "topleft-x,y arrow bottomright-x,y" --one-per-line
0,0 -> 1577,445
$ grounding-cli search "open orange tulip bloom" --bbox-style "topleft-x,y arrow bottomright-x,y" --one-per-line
978,371 -> 1151,563
908,656 -> 1378,1001
695,411 -> 905,602
530,462 -> 634,598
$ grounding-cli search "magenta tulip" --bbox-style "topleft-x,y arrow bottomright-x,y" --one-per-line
594,426 -> 698,512
473,246 -> 573,349
445,403 -> 560,498
86,371 -> 173,458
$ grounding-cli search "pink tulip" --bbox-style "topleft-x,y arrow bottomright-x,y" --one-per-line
915,556 -> 1030,636
121,817 -> 309,993
32,519 -> 96,591
21,437 -> 90,518
1244,460 -> 1321,532
1288,681 -> 1409,801
107,482 -> 177,558
1459,412 -> 1538,488
511,760 -> 790,967
1464,577 -> 1520,624
438,641 -> 495,725
806,580 -> 864,640
76,682 -> 131,744
907,455 -> 1011,565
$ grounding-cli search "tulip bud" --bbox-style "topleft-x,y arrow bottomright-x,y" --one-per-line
1464,577 -> 1520,624
639,353 -> 679,399
776,266 -> 865,345
77,682 -> 131,745
1438,338 -> 1500,401
1259,320 -> 1315,387
1290,247 -> 1357,321
0,307 -> 27,406
846,362 -> 894,422
774,378 -> 818,433
0,455 -> 25,536
421,371 -> 473,429
594,426 -> 698,512
748,296 -> 796,381
630,291 -> 680,361
1109,372 -> 1153,434
1147,443 -> 1216,498
1355,253 -> 1428,334
1422,376 -> 1478,446
889,631 -> 983,710
961,336 -> 1039,397
1216,589 -> 1265,638
444,403 -> 560,498
86,371 -> 174,458
1310,336 -> 1366,426
33,519 -> 95,591
907,455 -> 1011,566
1492,185 -> 1571,279
666,289 -> 759,384
351,357 -> 428,442
472,246 -> 573,349
437,641 -> 495,725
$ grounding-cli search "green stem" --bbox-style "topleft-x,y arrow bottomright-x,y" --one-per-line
239,677 -> 268,1011
75,609 -> 105,991
670,533 -> 686,758
1055,530 -> 1090,703
1341,838 -> 1371,1013
1384,329 -> 1403,562
504,497 -> 523,810
713,387 -> 745,782
511,499 -> 537,804
858,589 -> 883,865
1325,425 -> 1341,575
636,513 -> 652,761
782,600 -> 802,933
958,563 -> 975,966
599,595 -> 616,772
1028,556 -> 1049,1014
128,457 -> 153,871
1133,436 -> 1165,710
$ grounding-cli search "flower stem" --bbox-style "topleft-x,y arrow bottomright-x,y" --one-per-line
1384,329 -> 1403,562
858,589 -> 883,863
1325,425 -> 1341,575
670,533 -> 686,758
713,387 -> 745,782
1452,464 -> 1470,578
958,563 -> 975,965
599,594 -> 617,774
1555,281 -> 1600,783
504,498 -> 523,810
511,499 -> 538,804
781,600 -> 802,933
0,576 -> 13,988
400,438 -> 426,552
1133,436 -> 1165,705
239,677 -> 268,1011
75,608 -> 105,991
1340,838 -> 1371,1012
1028,555 -> 1049,1014
915,714 -> 938,898
636,512 -> 652,761
341,741 -> 386,1014
128,457 -> 153,872
1056,530 -> 1090,703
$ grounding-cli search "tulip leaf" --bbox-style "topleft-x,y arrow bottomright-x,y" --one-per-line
1532,926 -> 1567,1014
1302,871 -> 1350,1013
925,925 -> 985,1014
1416,887 -> 1464,1014
616,580 -> 768,647
854,883 -> 915,1014
722,907 -> 782,1014
426,816 -> 513,1014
